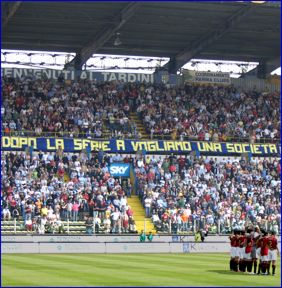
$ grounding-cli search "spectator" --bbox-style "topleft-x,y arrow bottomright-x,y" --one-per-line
85,216 -> 93,235
147,231 -> 154,242
1,77 -> 280,142
195,230 -> 201,242
1,150 -> 137,234
139,230 -> 146,242
133,154 -> 281,234
3,206 -> 11,220
72,201 -> 79,222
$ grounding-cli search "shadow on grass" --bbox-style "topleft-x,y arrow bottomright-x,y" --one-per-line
208,270 -> 251,275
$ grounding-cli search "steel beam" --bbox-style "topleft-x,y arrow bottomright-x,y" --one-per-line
2,2 -> 21,28
65,2 -> 140,70
164,3 -> 254,73
244,56 -> 281,79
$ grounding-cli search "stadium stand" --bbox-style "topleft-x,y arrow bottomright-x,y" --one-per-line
1,141 -> 280,235
2,3 -> 281,287
1,2 -> 280,238
134,154 -> 280,234
1,149 -> 140,234
137,84 -> 280,142
1,78 -> 280,142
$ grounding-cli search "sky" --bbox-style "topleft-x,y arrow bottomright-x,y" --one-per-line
1,49 -> 281,78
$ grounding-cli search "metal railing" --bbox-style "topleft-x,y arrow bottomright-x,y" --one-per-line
2,217 -> 280,235
155,217 -> 281,235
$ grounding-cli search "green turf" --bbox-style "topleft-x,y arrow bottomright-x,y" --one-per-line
1,253 -> 281,287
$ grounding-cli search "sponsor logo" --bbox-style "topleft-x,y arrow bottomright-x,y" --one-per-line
109,164 -> 130,176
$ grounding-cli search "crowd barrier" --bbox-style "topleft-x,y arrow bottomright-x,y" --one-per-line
2,234 -> 231,243
3,235 -> 280,254
2,242 -> 230,254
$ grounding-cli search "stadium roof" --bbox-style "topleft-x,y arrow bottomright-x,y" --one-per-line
2,1 -> 281,73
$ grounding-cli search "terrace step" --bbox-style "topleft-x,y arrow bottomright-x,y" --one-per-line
127,196 -> 156,234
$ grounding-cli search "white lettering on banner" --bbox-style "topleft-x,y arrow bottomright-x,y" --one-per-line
34,69 -> 42,79
142,74 -> 150,83
89,71 -> 94,81
80,71 -> 87,79
119,73 -> 127,82
108,73 -> 117,81
101,72 -> 110,81
128,74 -> 136,82
3,68 -> 12,77
14,68 -> 22,78
52,70 -> 59,79
62,70 -> 70,79
1,68 -> 154,83
43,69 -> 52,78
110,166 -> 129,175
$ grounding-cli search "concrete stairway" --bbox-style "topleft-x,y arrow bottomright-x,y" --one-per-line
127,195 -> 156,234
102,121 -> 111,139
129,112 -> 149,140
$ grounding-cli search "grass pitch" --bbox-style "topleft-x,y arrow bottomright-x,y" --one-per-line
2,253 -> 281,287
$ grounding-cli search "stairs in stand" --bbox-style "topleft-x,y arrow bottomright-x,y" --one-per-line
102,120 -> 111,139
129,112 -> 149,140
127,195 -> 156,234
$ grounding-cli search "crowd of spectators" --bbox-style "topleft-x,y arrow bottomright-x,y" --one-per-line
1,76 -> 139,139
1,75 -> 280,235
2,76 -> 280,142
137,84 -> 280,142
1,150 -> 137,234
134,154 -> 281,234
2,149 -> 280,235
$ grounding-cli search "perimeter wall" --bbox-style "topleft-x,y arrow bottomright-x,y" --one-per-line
3,235 -> 280,254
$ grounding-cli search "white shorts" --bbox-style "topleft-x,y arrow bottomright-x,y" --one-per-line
230,247 -> 237,258
256,248 -> 261,259
268,250 -> 277,261
244,251 -> 252,260
261,255 -> 269,262
236,247 -> 241,258
239,247 -> 244,259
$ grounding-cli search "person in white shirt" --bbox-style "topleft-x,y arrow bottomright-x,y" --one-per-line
2,207 -> 11,220
111,208 -> 120,233
144,196 -> 152,218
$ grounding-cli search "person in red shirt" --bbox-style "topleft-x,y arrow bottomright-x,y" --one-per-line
256,234 -> 263,275
251,226 -> 260,274
238,230 -> 247,272
244,228 -> 254,274
229,230 -> 239,272
178,156 -> 186,173
260,230 -> 270,275
268,231 -> 279,276
72,201 -> 80,221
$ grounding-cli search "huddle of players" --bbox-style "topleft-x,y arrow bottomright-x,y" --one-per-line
229,227 -> 279,275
